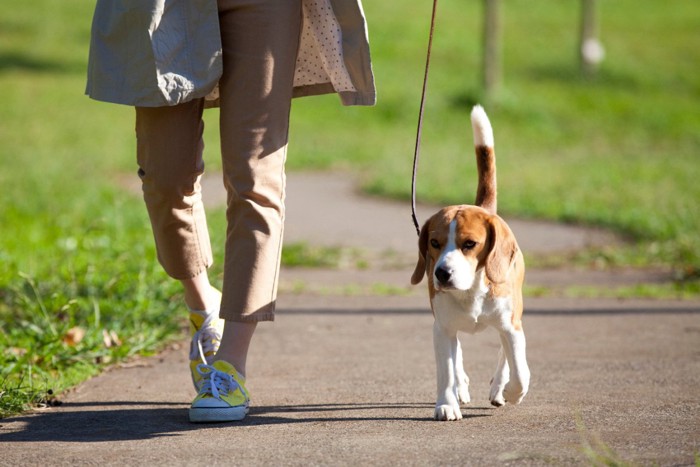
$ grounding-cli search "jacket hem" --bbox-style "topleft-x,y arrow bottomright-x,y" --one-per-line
292,83 -> 376,106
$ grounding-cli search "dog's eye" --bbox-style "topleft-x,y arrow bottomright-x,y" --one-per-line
462,240 -> 477,251
430,239 -> 440,249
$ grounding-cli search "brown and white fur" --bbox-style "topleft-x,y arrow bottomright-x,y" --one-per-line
411,106 -> 529,421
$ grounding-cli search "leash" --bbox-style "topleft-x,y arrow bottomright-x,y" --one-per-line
411,0 -> 439,237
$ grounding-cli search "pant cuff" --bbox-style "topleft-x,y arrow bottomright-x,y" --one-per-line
224,313 -> 275,323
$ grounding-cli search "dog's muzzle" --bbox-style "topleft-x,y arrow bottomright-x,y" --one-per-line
434,266 -> 453,288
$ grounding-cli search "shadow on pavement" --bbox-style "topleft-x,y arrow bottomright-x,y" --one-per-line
0,405 -> 193,442
0,402 -> 492,442
248,402 -> 492,425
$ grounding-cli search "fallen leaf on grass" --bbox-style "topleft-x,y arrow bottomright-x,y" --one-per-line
102,329 -> 122,348
62,327 -> 86,346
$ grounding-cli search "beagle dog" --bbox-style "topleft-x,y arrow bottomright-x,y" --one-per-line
411,106 -> 530,421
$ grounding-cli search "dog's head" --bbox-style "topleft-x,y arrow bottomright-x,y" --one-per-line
411,205 -> 519,293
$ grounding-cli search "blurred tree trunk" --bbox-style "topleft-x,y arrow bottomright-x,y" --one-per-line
482,0 -> 502,102
579,0 -> 604,77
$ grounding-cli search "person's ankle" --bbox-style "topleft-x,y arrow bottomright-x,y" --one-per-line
185,287 -> 220,314
185,297 -> 206,312
182,272 -> 218,311
213,321 -> 257,378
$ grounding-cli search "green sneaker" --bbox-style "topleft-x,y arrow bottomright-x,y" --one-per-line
189,360 -> 250,423
188,289 -> 224,391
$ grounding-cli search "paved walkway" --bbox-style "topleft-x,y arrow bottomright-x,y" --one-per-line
2,173 -> 699,466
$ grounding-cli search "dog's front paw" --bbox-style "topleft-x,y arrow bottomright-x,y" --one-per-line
489,377 -> 507,407
489,391 -> 506,407
434,404 -> 463,421
503,381 -> 528,405
456,379 -> 471,405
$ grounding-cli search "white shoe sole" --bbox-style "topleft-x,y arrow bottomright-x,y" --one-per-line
189,405 -> 249,423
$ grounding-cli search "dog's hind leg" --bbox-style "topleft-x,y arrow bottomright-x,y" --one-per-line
454,338 -> 471,405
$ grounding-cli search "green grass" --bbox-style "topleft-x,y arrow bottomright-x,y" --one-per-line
526,280 -> 700,302
1,0 -> 699,417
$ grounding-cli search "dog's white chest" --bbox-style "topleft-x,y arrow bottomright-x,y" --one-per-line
432,291 -> 491,334
431,272 -> 514,335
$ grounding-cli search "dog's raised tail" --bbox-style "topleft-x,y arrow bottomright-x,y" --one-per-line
471,105 -> 497,214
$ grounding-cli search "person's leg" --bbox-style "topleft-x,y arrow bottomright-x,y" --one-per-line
135,100 -> 223,389
190,0 -> 302,424
215,0 -> 303,364
135,99 -> 213,294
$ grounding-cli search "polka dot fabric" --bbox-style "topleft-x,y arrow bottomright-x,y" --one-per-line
295,0 -> 356,92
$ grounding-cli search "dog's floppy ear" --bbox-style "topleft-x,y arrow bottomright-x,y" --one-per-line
485,215 -> 518,284
411,220 -> 430,285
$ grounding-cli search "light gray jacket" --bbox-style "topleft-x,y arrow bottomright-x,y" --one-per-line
86,0 -> 376,107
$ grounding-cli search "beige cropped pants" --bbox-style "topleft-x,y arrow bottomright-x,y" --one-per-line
135,0 -> 302,322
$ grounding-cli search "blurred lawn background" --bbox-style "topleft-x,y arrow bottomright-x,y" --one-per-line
1,0 -> 698,415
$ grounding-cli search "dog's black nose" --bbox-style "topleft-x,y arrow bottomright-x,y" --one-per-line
435,266 -> 452,285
